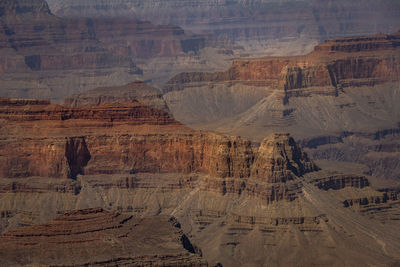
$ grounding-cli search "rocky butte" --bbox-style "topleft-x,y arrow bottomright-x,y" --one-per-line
0,94 -> 399,266
163,30 -> 400,183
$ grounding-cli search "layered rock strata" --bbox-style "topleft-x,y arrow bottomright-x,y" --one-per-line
164,31 -> 400,95
61,80 -> 170,112
47,0 -> 400,49
163,31 -> 400,148
0,0 -> 208,102
0,98 -> 317,202
0,208 -> 207,266
0,97 -> 399,266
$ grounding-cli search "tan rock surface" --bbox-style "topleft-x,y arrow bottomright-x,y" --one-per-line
61,80 -> 170,112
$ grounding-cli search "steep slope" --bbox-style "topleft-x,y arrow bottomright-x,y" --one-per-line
0,208 -> 207,266
163,33 -> 400,131
163,31 -> 400,184
0,97 -> 399,266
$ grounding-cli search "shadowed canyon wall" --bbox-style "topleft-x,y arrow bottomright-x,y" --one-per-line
0,0 -> 208,102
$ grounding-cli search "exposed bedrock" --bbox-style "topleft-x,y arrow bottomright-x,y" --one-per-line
61,81 -> 170,112
1,97 -> 400,266
163,32 -> 400,137
0,208 -> 207,266
0,0 -> 210,102
0,97 -> 318,205
164,31 -> 400,95
46,0 -> 400,49
311,174 -> 370,191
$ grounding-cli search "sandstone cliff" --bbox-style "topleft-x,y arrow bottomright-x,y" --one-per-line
165,31 -> 400,95
163,31 -> 400,136
0,97 -> 400,266
0,97 -> 317,197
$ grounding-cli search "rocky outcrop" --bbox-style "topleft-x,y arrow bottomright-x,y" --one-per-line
61,81 -> 169,112
0,98 -> 317,202
0,97 -> 177,124
165,31 -> 400,96
311,174 -> 369,190
0,208 -> 207,266
0,98 -> 180,178
252,133 -> 318,183
0,99 -> 399,267
162,31 -> 400,142
314,33 -> 400,53
343,190 -> 399,208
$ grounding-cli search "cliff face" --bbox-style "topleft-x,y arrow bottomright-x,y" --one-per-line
163,32 -> 400,135
1,98 -> 400,266
0,208 -> 207,266
0,97 -> 317,195
252,133 -> 318,183
165,31 -> 400,94
47,0 -> 400,49
0,0 -> 208,102
61,81 -> 170,112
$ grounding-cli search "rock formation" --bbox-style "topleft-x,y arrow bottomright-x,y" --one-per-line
163,31 -> 400,183
0,0 -> 209,102
61,80 -> 170,112
164,31 -> 400,96
0,97 -> 317,186
47,0 -> 400,53
252,133 -> 318,183
0,208 -> 207,266
0,97 -> 399,266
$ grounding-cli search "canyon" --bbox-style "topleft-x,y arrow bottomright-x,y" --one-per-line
0,0 -> 221,102
0,96 -> 399,266
47,0 -> 400,55
163,31 -> 400,183
0,0 -> 400,266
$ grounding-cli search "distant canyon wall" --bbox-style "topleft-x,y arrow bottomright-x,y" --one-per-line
0,0 -> 208,102
47,0 -> 400,46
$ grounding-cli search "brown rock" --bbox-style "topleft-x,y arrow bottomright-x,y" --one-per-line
252,133 -> 318,183
164,31 -> 400,99
0,98 -> 317,203
0,208 -> 207,266
0,0 -> 207,102
61,80 -> 169,112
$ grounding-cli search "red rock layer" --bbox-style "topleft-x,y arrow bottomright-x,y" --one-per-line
0,208 -> 207,266
0,98 -> 177,124
164,31 -> 400,102
0,98 -> 317,186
